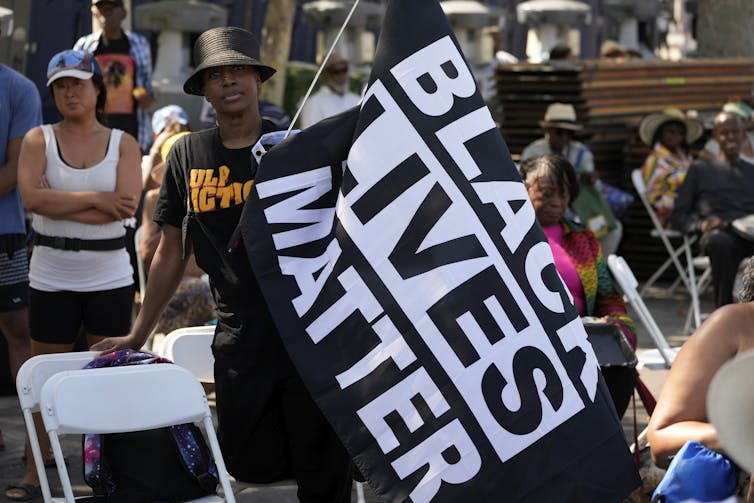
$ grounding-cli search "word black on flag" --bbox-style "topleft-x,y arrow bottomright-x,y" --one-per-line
240,0 -> 641,501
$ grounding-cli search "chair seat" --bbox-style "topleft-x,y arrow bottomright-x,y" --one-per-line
649,228 -> 682,239
638,347 -> 681,370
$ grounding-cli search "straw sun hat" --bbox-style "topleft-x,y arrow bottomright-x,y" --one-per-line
183,27 -> 276,96
707,349 -> 754,473
539,103 -> 583,131
638,108 -> 703,146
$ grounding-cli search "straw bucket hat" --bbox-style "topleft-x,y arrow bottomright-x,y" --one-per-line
539,103 -> 583,131
707,349 -> 754,473
638,108 -> 703,146
183,27 -> 276,96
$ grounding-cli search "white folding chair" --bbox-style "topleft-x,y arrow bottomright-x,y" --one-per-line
39,364 -> 235,503
159,326 -> 216,383
631,169 -> 694,294
15,351 -> 99,503
632,169 -> 709,330
607,255 -> 680,369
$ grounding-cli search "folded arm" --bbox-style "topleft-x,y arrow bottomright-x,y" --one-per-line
18,128 -> 142,222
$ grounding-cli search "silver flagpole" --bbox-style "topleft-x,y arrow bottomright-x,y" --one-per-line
286,0 -> 362,139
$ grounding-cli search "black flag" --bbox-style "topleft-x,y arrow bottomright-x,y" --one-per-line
240,0 -> 641,501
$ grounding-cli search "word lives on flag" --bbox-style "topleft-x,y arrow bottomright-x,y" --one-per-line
240,0 -> 640,501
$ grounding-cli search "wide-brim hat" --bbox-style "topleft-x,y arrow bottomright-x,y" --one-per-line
183,27 -> 276,96
707,349 -> 754,473
639,108 -> 703,146
539,102 -> 583,131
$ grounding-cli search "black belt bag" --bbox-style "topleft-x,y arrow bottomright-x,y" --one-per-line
33,232 -> 126,252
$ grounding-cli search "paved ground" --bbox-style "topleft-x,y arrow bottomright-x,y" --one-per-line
0,283 -> 714,502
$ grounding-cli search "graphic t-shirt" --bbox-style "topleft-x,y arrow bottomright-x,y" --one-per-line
94,36 -> 138,139
154,124 -> 279,341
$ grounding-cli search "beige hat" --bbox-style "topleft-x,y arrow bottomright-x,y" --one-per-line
600,39 -> 627,58
540,103 -> 583,131
638,108 -> 704,146
707,349 -> 754,473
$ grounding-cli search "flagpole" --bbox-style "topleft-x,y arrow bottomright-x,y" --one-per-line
286,0 -> 362,138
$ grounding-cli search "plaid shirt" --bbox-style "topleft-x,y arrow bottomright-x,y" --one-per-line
74,30 -> 154,152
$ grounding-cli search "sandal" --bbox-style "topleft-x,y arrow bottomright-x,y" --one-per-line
4,483 -> 42,501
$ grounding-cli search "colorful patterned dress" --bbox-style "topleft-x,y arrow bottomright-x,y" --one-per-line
641,142 -> 693,225
555,220 -> 637,349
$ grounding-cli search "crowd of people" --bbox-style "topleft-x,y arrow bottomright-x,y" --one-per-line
2,0 -> 360,496
3,1 -> 754,501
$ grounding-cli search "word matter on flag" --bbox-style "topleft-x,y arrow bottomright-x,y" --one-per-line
240,0 -> 640,501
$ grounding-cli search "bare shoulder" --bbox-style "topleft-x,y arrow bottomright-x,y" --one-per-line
22,126 -> 45,147
685,303 -> 754,357
699,303 -> 754,336
116,130 -> 141,153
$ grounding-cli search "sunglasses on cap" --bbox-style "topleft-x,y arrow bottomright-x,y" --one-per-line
46,49 -> 102,86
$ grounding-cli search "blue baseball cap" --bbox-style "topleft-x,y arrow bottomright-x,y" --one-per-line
152,105 -> 190,134
46,49 -> 102,87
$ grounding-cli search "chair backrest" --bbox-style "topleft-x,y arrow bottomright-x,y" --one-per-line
15,351 -> 99,503
631,169 -> 653,218
160,326 -> 216,383
16,351 -> 99,411
40,364 -> 235,503
607,255 -> 676,368
41,365 -> 208,434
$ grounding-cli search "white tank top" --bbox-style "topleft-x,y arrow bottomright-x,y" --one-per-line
29,125 -> 133,292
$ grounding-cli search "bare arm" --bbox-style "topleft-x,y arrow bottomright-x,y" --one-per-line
90,224 -> 190,352
46,134 -> 143,225
116,132 -> 143,210
647,305 -> 746,467
0,137 -> 23,197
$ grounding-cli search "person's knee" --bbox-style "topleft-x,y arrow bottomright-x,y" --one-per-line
702,229 -> 736,256
0,309 -> 30,343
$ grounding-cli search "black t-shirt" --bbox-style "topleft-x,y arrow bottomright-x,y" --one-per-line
154,123 -> 279,341
93,36 -> 138,139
